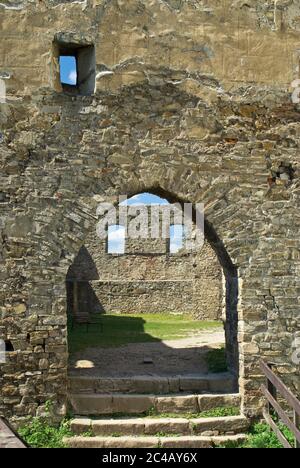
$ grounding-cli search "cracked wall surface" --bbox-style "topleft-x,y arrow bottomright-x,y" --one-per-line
0,0 -> 300,423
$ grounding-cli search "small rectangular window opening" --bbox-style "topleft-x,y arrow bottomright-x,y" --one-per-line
168,224 -> 185,254
5,340 -> 14,352
106,225 -> 126,255
56,41 -> 96,96
59,55 -> 77,86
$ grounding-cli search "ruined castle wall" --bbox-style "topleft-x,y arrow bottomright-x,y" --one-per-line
0,0 -> 300,423
66,235 -> 223,319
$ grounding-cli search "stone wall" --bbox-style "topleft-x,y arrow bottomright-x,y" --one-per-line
66,235 -> 223,319
0,0 -> 300,423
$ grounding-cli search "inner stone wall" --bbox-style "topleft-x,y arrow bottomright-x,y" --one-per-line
1,0 -> 300,424
66,236 -> 223,319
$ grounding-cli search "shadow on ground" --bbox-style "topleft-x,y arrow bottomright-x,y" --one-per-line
68,314 -> 226,378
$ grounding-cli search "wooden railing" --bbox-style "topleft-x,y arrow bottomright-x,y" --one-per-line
260,360 -> 300,449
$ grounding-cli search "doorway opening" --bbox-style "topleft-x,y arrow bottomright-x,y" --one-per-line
66,190 -> 239,392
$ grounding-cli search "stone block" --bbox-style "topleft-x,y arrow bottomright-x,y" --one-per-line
70,418 -> 91,435
155,395 -> 199,414
69,395 -> 113,415
112,395 -> 155,414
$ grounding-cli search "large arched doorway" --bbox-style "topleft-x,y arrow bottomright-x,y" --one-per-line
66,189 -> 239,407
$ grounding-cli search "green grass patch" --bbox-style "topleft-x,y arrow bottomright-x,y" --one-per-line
19,418 -> 73,448
146,406 -> 239,419
206,347 -> 228,373
19,418 -> 295,448
218,422 -> 295,449
196,407 -> 240,418
154,432 -> 180,438
19,412 -> 295,449
243,422 -> 295,449
91,406 -> 240,420
68,313 -> 222,354
81,430 -> 95,437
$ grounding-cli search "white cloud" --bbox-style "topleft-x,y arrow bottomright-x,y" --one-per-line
170,225 -> 184,252
108,226 -> 125,241
170,239 -> 183,253
108,226 -> 125,253
120,193 -> 169,206
68,70 -> 77,85
120,194 -> 145,206
108,240 -> 125,254
109,245 -> 125,254
127,194 -> 144,205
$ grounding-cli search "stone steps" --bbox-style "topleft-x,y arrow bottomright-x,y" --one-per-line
67,375 -> 245,448
69,392 -> 241,415
70,415 -> 249,437
64,434 -> 247,449
68,373 -> 236,395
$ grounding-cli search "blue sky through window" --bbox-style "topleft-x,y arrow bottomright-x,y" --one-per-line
120,193 -> 169,206
169,225 -> 185,253
107,193 -> 183,253
59,56 -> 77,85
107,225 -> 125,254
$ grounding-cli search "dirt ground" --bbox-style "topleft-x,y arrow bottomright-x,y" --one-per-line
69,328 -> 225,377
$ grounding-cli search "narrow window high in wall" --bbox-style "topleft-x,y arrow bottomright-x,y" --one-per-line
60,55 -> 77,87
168,224 -> 185,254
55,40 -> 96,96
107,225 -> 126,255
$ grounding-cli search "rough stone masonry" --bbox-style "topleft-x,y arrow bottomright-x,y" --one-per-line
0,0 -> 300,424
66,214 -> 223,319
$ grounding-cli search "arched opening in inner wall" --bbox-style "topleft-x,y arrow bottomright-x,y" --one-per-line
66,189 -> 239,406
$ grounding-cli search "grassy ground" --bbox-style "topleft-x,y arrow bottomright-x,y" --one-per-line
88,406 -> 240,420
68,313 -> 222,354
19,417 -> 295,449
219,422 -> 295,449
19,418 -> 73,449
145,406 -> 240,419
